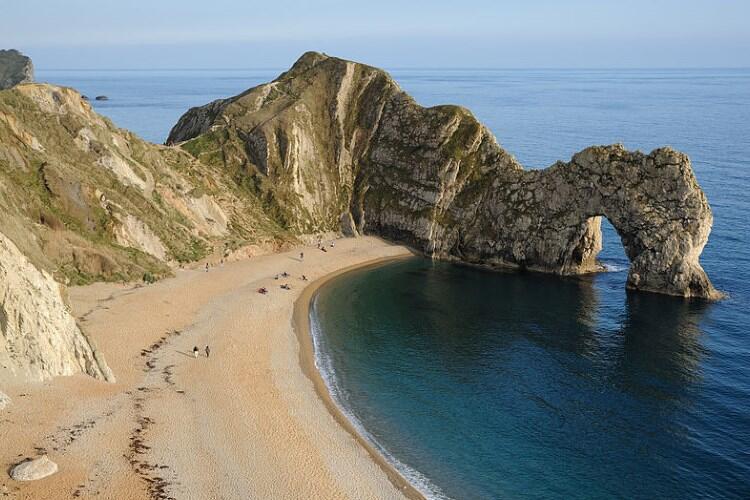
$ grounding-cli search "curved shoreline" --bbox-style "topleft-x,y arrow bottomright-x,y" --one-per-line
4,238 -> 422,498
293,254 -> 427,500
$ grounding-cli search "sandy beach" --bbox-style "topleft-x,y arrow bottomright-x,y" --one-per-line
0,236 -> 420,499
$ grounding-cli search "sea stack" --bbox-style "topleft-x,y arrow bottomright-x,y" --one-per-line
168,52 -> 720,299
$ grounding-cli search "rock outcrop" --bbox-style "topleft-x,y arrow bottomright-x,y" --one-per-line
169,52 -> 719,299
0,49 -> 34,90
0,231 -> 114,382
10,456 -> 58,481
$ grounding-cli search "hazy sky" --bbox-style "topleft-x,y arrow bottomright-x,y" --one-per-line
4,0 -> 749,69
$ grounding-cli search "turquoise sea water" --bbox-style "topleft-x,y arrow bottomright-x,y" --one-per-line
38,67 -> 750,499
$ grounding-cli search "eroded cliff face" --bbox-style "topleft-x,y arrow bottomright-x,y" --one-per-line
0,83 -> 295,286
169,52 -> 719,299
169,51 -> 398,233
0,231 -> 113,383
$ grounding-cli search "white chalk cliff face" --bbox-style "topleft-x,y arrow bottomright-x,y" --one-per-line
0,232 -> 113,383
169,52 -> 720,299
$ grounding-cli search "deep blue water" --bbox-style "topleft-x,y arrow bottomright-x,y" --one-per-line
37,67 -> 750,498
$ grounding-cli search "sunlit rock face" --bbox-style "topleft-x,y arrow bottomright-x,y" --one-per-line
170,52 -> 719,299
0,232 -> 114,383
449,145 -> 719,299
0,81 -> 296,286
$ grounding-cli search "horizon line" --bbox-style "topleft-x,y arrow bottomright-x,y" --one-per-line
36,66 -> 750,72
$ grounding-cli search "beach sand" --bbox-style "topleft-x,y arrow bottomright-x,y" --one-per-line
0,236 -> 421,499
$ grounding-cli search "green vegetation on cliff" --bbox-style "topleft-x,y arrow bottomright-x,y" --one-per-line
0,84 -> 294,284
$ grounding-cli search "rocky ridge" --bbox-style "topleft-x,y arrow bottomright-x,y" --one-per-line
0,83 -> 295,286
169,52 -> 720,299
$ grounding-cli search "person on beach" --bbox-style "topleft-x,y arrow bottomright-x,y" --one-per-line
193,346 -> 199,358
205,345 -> 210,358
205,263 -> 209,272
300,251 -> 304,261
330,240 -> 335,248
301,274 -> 308,281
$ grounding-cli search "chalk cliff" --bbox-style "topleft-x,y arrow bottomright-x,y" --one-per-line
0,231 -> 113,382
169,52 -> 719,299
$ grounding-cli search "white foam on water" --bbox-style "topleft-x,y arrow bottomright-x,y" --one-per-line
309,294 -> 452,500
602,261 -> 628,273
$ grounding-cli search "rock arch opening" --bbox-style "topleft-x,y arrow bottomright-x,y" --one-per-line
581,216 -> 630,274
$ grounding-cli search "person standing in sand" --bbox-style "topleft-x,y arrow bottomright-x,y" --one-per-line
205,345 -> 210,358
192,346 -> 199,358
205,263 -> 209,272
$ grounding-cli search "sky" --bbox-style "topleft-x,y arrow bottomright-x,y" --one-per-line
3,0 -> 750,69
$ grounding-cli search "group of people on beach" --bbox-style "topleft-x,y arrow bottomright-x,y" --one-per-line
317,239 -> 335,253
193,345 -> 210,358
256,239 -> 336,294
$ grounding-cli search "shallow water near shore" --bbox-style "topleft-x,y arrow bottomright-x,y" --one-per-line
38,66 -> 750,498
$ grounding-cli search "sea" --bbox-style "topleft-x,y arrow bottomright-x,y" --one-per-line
37,67 -> 750,499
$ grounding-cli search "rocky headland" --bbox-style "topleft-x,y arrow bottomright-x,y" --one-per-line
169,51 -> 720,300
0,49 -> 34,90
